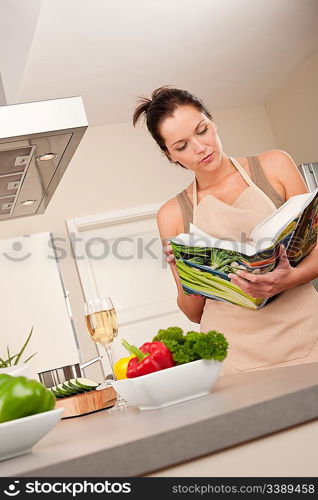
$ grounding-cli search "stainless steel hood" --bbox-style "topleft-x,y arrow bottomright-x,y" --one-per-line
0,96 -> 88,221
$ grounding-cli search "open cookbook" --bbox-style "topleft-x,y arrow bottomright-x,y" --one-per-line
170,188 -> 318,309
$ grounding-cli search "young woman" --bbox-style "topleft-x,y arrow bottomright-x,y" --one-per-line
133,86 -> 318,375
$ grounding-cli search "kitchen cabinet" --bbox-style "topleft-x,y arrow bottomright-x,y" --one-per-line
0,232 -> 80,379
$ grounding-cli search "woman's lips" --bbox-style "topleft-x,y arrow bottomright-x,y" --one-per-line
200,152 -> 214,164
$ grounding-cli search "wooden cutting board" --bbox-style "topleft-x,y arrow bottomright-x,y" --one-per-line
55,386 -> 117,418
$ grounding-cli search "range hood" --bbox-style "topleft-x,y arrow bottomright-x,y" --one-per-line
0,96 -> 88,221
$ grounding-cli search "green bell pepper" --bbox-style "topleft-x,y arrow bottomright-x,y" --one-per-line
0,374 -> 55,423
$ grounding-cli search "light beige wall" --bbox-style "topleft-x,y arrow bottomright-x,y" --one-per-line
213,104 -> 277,157
265,50 -> 318,165
0,105 -> 276,377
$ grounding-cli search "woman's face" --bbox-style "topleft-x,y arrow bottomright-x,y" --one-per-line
159,105 -> 223,172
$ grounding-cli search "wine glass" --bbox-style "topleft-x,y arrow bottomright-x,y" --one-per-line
84,297 -> 129,409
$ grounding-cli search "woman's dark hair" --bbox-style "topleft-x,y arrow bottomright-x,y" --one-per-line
132,86 -> 213,167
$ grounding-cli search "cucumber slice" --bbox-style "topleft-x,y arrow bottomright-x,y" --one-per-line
51,386 -> 66,398
68,378 -> 86,391
56,383 -> 73,396
75,378 -> 100,391
62,381 -> 82,395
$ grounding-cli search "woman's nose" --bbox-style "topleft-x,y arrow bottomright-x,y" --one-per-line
191,139 -> 205,154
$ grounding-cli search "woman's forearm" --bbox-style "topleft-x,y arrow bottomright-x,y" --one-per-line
176,294 -> 205,324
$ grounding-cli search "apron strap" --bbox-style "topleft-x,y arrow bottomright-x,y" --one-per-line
192,178 -> 198,225
229,156 -> 254,186
192,156 -> 277,228
229,156 -> 277,210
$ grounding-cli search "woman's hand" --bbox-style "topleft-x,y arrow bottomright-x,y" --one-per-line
162,241 -> 175,264
228,245 -> 297,298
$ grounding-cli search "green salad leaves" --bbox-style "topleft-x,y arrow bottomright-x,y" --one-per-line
152,326 -> 228,365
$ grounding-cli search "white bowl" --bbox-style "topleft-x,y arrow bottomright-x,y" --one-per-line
112,359 -> 222,410
0,364 -> 32,378
0,408 -> 64,462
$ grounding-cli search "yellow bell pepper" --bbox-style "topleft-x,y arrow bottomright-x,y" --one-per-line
113,355 -> 135,380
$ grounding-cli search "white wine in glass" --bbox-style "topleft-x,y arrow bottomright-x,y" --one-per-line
85,308 -> 118,346
84,297 -> 128,409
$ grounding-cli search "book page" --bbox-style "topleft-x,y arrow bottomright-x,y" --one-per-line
286,194 -> 318,266
251,189 -> 318,251
172,234 -> 279,271
183,223 -> 257,255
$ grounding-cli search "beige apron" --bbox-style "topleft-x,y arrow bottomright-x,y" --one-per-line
193,157 -> 318,375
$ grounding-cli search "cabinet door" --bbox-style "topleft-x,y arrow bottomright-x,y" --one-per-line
0,232 -> 79,378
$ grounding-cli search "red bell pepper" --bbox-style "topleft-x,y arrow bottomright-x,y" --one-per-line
122,339 -> 175,378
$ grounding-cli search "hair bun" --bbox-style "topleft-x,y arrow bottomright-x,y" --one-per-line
132,96 -> 152,126
151,85 -> 174,100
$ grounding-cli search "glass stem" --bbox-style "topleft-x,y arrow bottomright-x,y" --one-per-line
103,344 -> 117,380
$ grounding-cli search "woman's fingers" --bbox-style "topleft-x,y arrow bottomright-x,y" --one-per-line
163,242 -> 175,263
167,254 -> 175,263
162,242 -> 172,254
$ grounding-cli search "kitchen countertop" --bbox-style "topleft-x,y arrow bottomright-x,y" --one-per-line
1,361 -> 318,477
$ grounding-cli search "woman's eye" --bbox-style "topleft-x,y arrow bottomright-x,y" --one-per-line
198,127 -> 208,135
176,144 -> 187,151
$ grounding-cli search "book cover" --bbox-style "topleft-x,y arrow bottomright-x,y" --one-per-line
170,189 -> 318,310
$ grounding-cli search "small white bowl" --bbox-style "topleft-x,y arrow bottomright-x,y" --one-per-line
0,408 -> 64,462
112,359 -> 222,410
0,364 -> 32,378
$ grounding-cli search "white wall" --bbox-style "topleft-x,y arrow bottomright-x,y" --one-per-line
265,50 -> 318,165
213,104 -> 277,156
